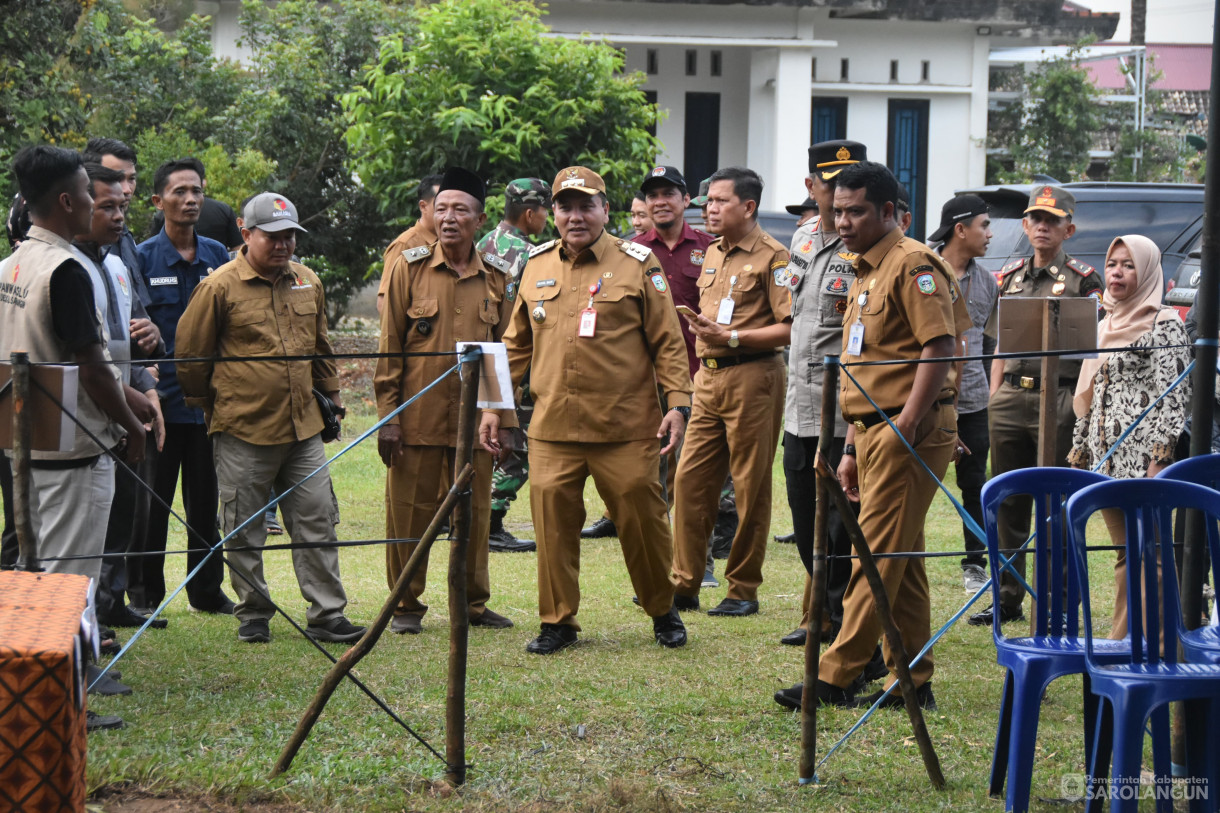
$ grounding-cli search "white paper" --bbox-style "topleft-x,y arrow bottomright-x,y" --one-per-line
456,342 -> 514,409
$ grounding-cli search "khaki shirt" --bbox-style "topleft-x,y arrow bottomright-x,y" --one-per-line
377,220 -> 438,299
501,230 -> 692,443
989,249 -> 1102,380
839,228 -> 968,419
374,242 -> 516,445
177,249 -> 338,445
696,222 -> 792,359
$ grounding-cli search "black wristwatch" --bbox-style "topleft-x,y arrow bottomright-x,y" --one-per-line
670,406 -> 691,421
842,443 -> 857,457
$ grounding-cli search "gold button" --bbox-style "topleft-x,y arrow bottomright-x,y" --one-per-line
568,311 -> 575,317
571,287 -> 577,292
567,337 -> 573,343
455,308 -> 462,314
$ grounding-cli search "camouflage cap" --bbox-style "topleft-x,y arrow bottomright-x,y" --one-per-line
690,176 -> 714,207
505,177 -> 551,208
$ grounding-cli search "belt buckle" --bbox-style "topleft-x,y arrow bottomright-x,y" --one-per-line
705,358 -> 719,369
1020,376 -> 1035,389
853,420 -> 866,432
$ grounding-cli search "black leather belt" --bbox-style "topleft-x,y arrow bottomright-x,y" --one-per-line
847,398 -> 954,432
700,352 -> 777,370
1004,373 -> 1077,390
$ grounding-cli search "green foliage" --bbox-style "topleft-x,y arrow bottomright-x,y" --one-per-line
342,0 -> 660,229
1107,62 -> 1190,183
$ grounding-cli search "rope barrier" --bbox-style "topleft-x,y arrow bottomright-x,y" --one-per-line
25,349 -> 462,367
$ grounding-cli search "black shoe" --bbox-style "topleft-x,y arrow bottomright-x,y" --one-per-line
854,681 -> 937,711
706,598 -> 758,617
674,593 -> 699,612
774,679 -> 855,711
86,710 -> 125,731
580,517 -> 617,538
190,594 -> 237,615
391,614 -> 422,635
488,527 -> 537,553
774,532 -> 796,544
967,603 -> 1025,627
307,616 -> 366,643
470,608 -> 514,629
652,607 -> 687,648
781,628 -> 807,646
101,606 -> 167,629
526,623 -> 578,654
86,664 -> 132,696
848,645 -> 889,694
237,618 -> 271,643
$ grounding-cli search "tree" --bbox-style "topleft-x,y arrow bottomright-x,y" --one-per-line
341,0 -> 660,230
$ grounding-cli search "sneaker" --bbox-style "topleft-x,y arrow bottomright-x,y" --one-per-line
86,710 -> 125,731
237,618 -> 271,643
967,603 -> 1025,627
306,616 -> 366,643
701,569 -> 720,588
526,623 -> 578,654
962,564 -> 988,594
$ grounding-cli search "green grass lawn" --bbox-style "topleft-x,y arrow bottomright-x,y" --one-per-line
87,387 -> 1145,812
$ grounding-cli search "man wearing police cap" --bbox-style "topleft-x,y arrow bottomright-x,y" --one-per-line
969,184 -> 1101,627
778,140 -> 866,648
481,165 -> 692,654
375,167 -> 517,635
478,177 -> 552,555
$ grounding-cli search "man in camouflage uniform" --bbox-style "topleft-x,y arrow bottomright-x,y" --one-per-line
476,178 -> 552,553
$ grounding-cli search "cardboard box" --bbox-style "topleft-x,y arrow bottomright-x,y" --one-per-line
0,364 -> 79,452
996,297 -> 1098,358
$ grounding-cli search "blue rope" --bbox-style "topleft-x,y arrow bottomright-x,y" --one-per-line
90,355 -> 472,688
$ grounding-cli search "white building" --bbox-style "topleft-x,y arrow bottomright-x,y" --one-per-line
198,0 -> 1117,240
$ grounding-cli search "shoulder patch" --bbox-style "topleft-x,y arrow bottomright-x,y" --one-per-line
481,252 -> 511,274
999,258 -> 1026,277
404,245 -> 432,262
915,273 -> 938,296
529,239 -> 558,258
618,240 -> 651,262
909,263 -> 935,277
650,272 -> 668,293
1066,257 -> 1096,277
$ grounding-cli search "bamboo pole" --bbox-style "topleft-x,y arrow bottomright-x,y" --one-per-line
814,453 -> 946,790
445,350 -> 481,787
11,352 -> 38,572
271,462 -> 476,777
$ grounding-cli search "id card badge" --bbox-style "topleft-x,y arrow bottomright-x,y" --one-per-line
845,321 -> 865,356
578,308 -> 598,337
716,297 -> 735,325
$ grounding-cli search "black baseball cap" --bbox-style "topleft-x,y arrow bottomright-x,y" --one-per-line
928,194 -> 989,243
785,196 -> 817,217
640,165 -> 687,194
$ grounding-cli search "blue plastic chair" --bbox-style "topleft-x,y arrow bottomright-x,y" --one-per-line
982,468 -> 1130,813
1066,479 -> 1220,813
1156,455 -> 1220,663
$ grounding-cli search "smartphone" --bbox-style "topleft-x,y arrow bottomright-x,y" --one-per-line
674,305 -> 699,320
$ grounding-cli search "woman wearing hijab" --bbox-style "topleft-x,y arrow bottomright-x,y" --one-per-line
1068,234 -> 1191,638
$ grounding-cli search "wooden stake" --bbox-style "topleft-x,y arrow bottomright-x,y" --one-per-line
11,352 -> 38,571
1037,299 -> 1060,468
814,454 -> 946,790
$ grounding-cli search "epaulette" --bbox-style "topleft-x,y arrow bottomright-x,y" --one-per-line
1066,256 -> 1096,277
403,245 -> 432,263
481,252 -> 511,274
529,239 -> 558,258
999,258 -> 1026,278
617,239 -> 651,262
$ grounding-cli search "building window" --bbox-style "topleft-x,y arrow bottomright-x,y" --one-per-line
840,58 -> 849,81
646,49 -> 658,75
921,60 -> 930,82
811,58 -> 817,81
710,50 -> 722,77
686,49 -> 698,77
811,97 -> 848,143
890,60 -> 899,81
644,90 -> 658,138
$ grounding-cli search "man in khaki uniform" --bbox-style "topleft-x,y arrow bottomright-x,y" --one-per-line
969,185 -> 1101,627
778,162 -> 967,711
671,166 -> 791,616
376,173 -> 443,316
375,167 -> 516,635
480,166 -> 693,654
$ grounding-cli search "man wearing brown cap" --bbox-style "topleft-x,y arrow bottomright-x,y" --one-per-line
375,167 -> 517,635
481,166 -> 692,654
670,166 -> 792,618
177,192 -> 364,645
969,184 -> 1101,627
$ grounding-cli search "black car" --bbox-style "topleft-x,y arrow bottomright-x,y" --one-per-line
684,209 -> 800,247
949,182 -> 1204,284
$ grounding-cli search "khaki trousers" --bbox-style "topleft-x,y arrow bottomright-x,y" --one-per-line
1101,507 -> 1165,641
385,446 -> 492,620
529,438 -> 674,629
214,433 -> 348,626
672,356 -> 785,600
819,403 -> 956,690
30,456 -> 115,584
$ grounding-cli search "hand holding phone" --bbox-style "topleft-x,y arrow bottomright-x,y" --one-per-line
674,305 -> 700,321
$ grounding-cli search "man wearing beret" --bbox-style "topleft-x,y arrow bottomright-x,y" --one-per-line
970,185 -> 1101,627
176,192 -> 364,645
481,166 -> 692,654
375,167 -> 517,635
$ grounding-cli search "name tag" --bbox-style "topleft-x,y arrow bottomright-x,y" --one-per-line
846,322 -> 864,356
578,308 -> 597,337
536,279 -> 556,288
716,297 -> 734,325
148,276 -> 175,286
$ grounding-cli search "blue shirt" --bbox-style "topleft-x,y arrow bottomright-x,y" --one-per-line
137,229 -> 230,423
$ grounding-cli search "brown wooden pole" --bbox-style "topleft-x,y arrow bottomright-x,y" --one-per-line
11,352 -> 38,571
799,357 -> 839,784
271,462 -> 476,778
445,350 -> 481,787
814,453 -> 946,790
